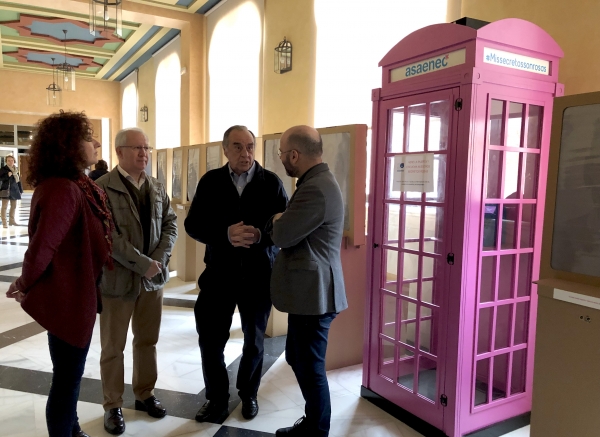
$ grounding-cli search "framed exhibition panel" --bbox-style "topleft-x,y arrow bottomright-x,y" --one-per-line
263,133 -> 295,199
156,149 -> 167,187
187,145 -> 201,202
171,147 -> 184,203
205,141 -> 223,172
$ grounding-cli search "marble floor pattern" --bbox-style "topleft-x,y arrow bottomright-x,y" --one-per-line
0,199 -> 531,437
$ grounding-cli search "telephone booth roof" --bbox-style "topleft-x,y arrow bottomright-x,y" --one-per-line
379,18 -> 564,90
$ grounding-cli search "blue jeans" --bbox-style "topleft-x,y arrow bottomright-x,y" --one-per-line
47,333 -> 90,437
286,313 -> 338,437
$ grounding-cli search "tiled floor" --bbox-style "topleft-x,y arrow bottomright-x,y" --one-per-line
0,196 -> 531,437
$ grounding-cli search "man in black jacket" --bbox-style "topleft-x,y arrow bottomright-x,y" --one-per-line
185,125 -> 288,423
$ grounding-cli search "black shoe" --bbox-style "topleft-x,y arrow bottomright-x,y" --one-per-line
72,430 -> 90,437
241,397 -> 259,420
135,395 -> 167,418
103,408 -> 125,435
276,416 -> 312,436
194,400 -> 228,422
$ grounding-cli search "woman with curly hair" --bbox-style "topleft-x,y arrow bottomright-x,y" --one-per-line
6,111 -> 114,437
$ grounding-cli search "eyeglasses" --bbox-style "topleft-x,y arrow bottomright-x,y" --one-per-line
119,146 -> 153,153
277,149 -> 293,157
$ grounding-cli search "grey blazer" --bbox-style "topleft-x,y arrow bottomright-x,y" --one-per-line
269,163 -> 348,315
96,168 -> 177,301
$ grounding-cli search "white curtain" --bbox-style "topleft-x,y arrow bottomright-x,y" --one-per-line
155,37 -> 181,150
120,70 -> 137,130
207,0 -> 263,141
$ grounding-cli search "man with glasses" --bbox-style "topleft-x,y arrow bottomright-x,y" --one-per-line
185,125 -> 288,423
95,127 -> 177,435
268,125 -> 347,437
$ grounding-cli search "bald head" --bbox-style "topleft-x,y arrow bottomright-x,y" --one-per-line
281,125 -> 322,158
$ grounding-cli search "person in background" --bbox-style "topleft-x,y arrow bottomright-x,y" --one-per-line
95,127 -> 177,435
185,125 -> 288,423
89,148 -> 109,181
0,155 -> 24,227
6,111 -> 113,437
268,125 -> 348,437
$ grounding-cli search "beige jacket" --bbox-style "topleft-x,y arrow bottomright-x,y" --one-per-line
95,168 -> 178,300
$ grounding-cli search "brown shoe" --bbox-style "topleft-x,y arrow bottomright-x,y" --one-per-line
103,408 -> 125,435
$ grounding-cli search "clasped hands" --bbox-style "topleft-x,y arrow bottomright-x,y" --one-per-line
229,221 -> 260,248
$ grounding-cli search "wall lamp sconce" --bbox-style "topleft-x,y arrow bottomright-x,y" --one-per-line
274,37 -> 292,74
140,105 -> 149,123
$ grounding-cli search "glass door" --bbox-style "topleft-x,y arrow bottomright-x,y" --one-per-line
369,88 -> 459,429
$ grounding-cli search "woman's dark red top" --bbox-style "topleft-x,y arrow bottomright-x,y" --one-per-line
15,178 -> 111,348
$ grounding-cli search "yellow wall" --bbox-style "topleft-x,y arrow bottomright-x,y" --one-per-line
262,0 -> 317,134
458,0 -> 600,95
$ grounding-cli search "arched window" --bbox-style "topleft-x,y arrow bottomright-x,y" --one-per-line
155,39 -> 181,150
207,1 -> 262,141
121,77 -> 137,129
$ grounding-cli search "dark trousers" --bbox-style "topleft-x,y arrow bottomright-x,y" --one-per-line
286,312 -> 338,437
46,332 -> 90,437
194,285 -> 272,402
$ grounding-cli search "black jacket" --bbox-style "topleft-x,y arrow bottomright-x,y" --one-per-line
185,162 -> 288,291
88,168 -> 108,181
0,165 -> 22,200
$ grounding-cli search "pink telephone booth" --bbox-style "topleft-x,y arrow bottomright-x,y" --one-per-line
362,19 -> 563,436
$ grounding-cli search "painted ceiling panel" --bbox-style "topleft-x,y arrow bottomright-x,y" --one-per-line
0,24 -> 19,36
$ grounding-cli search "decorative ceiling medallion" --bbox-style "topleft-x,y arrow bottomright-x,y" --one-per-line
4,47 -> 102,70
2,14 -> 125,46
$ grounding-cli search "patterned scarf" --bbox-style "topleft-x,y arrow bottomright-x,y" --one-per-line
75,175 -> 115,269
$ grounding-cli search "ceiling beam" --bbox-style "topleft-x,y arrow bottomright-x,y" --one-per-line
106,26 -> 171,81
3,62 -> 97,77
94,22 -> 155,79
126,0 -> 189,12
1,35 -> 115,58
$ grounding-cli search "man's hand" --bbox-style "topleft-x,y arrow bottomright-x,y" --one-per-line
6,281 -> 24,303
144,260 -> 162,279
229,221 -> 257,248
7,171 -> 12,177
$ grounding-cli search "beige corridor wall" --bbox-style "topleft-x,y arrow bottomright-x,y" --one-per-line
455,0 -> 600,95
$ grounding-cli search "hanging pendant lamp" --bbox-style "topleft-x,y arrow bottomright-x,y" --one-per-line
46,57 -> 62,107
56,29 -> 76,92
89,0 -> 123,38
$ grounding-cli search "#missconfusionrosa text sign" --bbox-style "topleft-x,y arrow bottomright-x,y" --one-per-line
392,153 -> 434,192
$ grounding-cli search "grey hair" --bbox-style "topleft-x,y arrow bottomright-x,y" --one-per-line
114,127 -> 149,149
222,125 -> 255,149
287,131 -> 323,158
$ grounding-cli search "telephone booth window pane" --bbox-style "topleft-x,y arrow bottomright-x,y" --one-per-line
424,206 -> 444,254
477,307 -> 493,354
502,204 -> 518,250
511,349 -> 527,394
521,205 -> 536,248
386,158 -> 401,200
418,355 -> 437,401
421,279 -> 439,306
385,203 -> 400,247
428,100 -> 450,151
480,256 -> 496,303
517,253 -> 533,297
526,105 -> 543,149
383,249 -> 398,294
489,100 -> 505,146
400,299 -> 417,323
492,354 -> 509,401
426,154 -> 447,202
498,255 -> 516,300
403,205 -> 421,250
514,301 -> 530,345
487,151 -> 503,198
407,104 -> 426,152
507,103 -> 524,148
382,293 -> 397,339
523,153 -> 539,199
419,306 -> 436,354
403,253 -> 419,281
401,281 -> 418,299
398,346 -> 415,391
503,151 -> 520,199
389,107 -> 405,153
474,359 -> 490,406
495,304 -> 512,350
380,339 -> 396,381
483,204 -> 499,251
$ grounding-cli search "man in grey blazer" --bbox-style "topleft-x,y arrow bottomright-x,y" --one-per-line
268,125 -> 348,437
